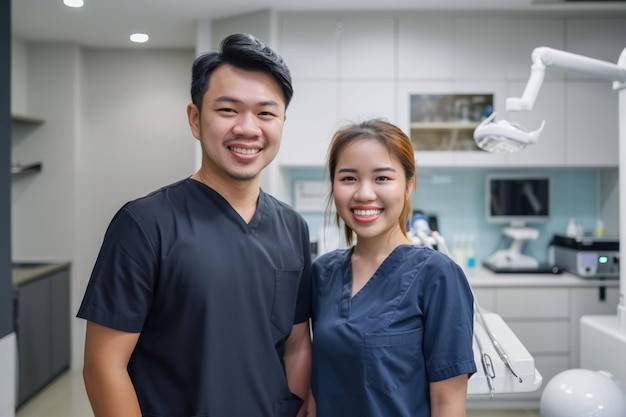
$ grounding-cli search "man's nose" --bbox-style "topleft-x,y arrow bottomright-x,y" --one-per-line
233,112 -> 262,136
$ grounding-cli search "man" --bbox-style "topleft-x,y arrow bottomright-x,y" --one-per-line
78,33 -> 311,417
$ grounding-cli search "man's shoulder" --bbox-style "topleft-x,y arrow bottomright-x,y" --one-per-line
122,178 -> 191,214
263,192 -> 305,219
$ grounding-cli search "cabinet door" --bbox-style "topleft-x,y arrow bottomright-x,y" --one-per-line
49,269 -> 70,377
504,18 -> 565,80
396,81 -> 455,166
569,285 -> 619,367
451,80 -> 508,166
397,17 -> 454,80
506,321 -> 569,354
278,16 -> 339,80
504,80 -> 566,166
279,81 -> 339,167
472,288 -> 496,312
496,288 -> 569,319
339,17 -> 395,80
338,81 -> 396,125
565,81 -> 619,167
454,17 -> 507,80
566,19 -> 626,64
16,278 -> 51,406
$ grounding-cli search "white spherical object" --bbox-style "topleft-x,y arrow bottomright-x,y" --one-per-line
540,369 -> 626,417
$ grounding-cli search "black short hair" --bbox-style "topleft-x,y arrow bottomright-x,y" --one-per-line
190,33 -> 293,110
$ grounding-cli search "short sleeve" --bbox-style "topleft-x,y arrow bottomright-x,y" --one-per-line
77,204 -> 158,333
421,254 -> 477,381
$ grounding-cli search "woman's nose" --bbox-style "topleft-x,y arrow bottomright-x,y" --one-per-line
354,182 -> 376,202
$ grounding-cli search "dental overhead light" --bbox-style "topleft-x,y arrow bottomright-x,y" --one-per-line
474,113 -> 545,153
474,46 -> 626,153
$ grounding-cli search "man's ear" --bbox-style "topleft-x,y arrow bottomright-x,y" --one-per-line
187,103 -> 201,140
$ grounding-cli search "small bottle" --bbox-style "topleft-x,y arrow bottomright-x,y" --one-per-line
450,235 -> 465,267
566,218 -> 578,237
595,219 -> 605,237
465,235 -> 477,279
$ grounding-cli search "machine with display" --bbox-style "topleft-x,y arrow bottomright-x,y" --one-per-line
550,234 -> 619,279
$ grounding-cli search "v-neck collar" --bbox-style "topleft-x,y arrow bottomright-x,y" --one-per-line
341,245 -> 409,317
187,178 -> 265,234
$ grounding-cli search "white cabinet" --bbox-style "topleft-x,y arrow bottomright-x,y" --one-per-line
278,16 -> 339,80
396,81 -> 454,166
454,17 -> 507,80
278,16 -> 397,167
469,275 -> 619,408
280,80 -> 339,167
569,286 -> 620,368
339,17 -> 395,80
338,81 -> 396,126
565,19 -> 626,64
562,19 -> 625,167
396,80 -> 508,167
504,18 -> 565,80
397,17 -> 454,80
277,13 -> 623,169
565,81 -> 619,167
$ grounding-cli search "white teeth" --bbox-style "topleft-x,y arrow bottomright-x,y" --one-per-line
231,146 -> 259,155
353,209 -> 382,216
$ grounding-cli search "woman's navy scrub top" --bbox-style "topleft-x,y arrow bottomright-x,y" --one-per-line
311,244 -> 476,417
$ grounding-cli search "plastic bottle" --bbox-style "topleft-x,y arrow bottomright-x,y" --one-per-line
465,235 -> 477,279
450,235 -> 465,267
595,219 -> 605,237
566,218 -> 578,237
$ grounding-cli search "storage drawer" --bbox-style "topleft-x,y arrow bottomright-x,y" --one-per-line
497,288 -> 569,319
506,321 -> 569,354
472,288 -> 496,312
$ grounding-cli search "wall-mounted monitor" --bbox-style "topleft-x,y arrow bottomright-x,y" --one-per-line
485,174 -> 550,227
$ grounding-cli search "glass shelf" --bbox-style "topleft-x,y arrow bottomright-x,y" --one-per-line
410,93 -> 492,152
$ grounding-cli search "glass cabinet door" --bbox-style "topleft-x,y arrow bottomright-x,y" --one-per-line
409,93 -> 493,152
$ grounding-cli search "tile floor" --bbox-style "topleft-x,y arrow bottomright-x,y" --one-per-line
16,370 -> 542,417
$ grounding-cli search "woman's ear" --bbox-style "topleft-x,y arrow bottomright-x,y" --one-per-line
406,176 -> 416,200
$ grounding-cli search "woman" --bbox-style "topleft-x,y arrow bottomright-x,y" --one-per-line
310,119 -> 476,417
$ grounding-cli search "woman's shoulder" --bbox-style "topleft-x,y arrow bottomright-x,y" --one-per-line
398,244 -> 464,275
313,248 -> 351,266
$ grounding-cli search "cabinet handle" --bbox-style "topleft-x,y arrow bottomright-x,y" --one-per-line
599,286 -> 606,302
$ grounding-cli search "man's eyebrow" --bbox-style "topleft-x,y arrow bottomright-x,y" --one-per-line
213,95 -> 280,108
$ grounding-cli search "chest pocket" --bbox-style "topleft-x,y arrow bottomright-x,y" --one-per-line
271,268 -> 303,336
364,328 -> 422,394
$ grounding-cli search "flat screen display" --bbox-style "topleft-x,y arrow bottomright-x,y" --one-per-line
486,174 -> 550,226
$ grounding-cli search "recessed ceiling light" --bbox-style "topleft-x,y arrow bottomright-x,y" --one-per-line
130,33 -> 150,43
63,0 -> 84,7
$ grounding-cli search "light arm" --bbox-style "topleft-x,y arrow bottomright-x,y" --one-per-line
474,46 -> 626,153
506,46 -> 626,112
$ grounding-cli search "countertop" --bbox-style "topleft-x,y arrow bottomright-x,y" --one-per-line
468,266 -> 620,288
12,262 -> 71,287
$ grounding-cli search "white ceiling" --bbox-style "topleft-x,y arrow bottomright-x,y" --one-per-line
11,0 -> 626,50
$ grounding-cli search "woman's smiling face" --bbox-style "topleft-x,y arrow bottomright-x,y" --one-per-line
332,137 -> 412,243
